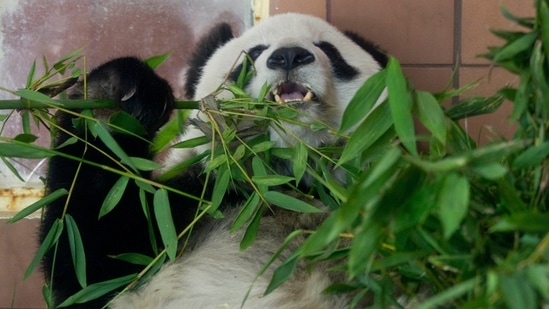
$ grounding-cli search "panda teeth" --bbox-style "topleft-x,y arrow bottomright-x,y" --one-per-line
272,83 -> 314,104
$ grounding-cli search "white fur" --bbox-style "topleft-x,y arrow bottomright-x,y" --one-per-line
114,13 -> 385,308
111,210 -> 350,309
161,13 -> 385,173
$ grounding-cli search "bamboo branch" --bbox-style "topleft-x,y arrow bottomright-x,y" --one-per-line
0,99 -> 200,110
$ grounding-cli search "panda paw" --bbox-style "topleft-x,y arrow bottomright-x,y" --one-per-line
70,57 -> 175,134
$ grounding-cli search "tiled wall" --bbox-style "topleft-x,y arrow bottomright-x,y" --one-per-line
0,1 -> 536,308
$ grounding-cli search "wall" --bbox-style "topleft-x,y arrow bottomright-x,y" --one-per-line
0,0 -> 536,307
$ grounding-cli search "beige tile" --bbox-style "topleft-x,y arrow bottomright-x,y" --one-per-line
0,218 -> 45,309
461,0 -> 536,65
458,67 -> 519,144
270,0 -> 327,18
330,0 -> 455,65
403,67 -> 455,93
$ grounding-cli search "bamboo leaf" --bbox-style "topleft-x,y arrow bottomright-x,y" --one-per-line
338,102 -> 393,165
252,175 -> 294,186
93,122 -> 138,172
153,189 -> 177,261
58,274 -> 136,307
0,142 -> 55,158
211,167 -> 230,212
129,157 -> 163,171
493,30 -> 538,62
438,173 -> 470,239
231,192 -> 261,232
65,214 -> 87,288
264,254 -> 299,295
264,191 -> 323,213
108,111 -> 147,136
109,253 -> 154,266
8,188 -> 68,224
144,52 -> 171,69
415,91 -> 447,145
340,69 -> 387,132
98,176 -> 130,219
386,57 -> 417,156
292,142 -> 307,185
25,219 -> 64,279
239,205 -> 263,250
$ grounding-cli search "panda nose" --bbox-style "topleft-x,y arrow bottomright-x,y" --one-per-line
267,47 -> 314,71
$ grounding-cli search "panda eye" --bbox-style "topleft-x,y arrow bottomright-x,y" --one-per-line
247,45 -> 268,61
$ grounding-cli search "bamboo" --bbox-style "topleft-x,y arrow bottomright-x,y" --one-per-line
0,99 -> 200,110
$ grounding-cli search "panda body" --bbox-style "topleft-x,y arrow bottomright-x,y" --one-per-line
41,13 -> 387,309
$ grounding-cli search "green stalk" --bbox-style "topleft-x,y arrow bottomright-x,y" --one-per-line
0,99 -> 200,110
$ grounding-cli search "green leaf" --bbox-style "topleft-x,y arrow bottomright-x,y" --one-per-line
349,222 -> 384,276
264,191 -> 323,213
239,205 -> 263,250
0,142 -> 54,158
98,176 -> 130,219
14,133 -> 38,143
499,273 -> 537,309
417,277 -> 479,309
8,188 -> 68,224
108,111 -> 147,136
211,167 -> 230,212
58,274 -> 136,307
473,162 -> 508,180
231,192 -> 261,232
144,52 -> 171,69
25,219 -> 64,279
438,173 -> 470,239
129,157 -> 163,171
205,153 -> 227,173
153,189 -> 177,261
490,213 -> 549,233
15,89 -> 61,107
292,142 -> 307,185
264,254 -> 299,295
340,69 -> 387,132
415,91 -> 447,145
252,175 -> 294,186
512,141 -> 549,169
338,102 -> 393,165
93,122 -> 138,172
386,57 -> 417,156
65,214 -> 87,288
26,59 -> 36,88
493,30 -> 538,62
172,135 -> 210,149
109,253 -> 154,266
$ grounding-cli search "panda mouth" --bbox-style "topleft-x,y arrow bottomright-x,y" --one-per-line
272,82 -> 315,104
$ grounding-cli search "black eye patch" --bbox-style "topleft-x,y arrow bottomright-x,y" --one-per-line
314,41 -> 359,81
228,44 -> 269,82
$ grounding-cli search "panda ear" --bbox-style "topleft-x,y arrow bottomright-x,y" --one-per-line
185,23 -> 235,99
344,31 -> 388,68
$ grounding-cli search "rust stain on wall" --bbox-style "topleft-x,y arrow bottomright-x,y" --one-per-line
0,187 -> 44,217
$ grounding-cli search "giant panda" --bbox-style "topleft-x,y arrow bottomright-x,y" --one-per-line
40,13 -> 388,308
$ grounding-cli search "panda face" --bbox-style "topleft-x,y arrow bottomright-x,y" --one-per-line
190,13 -> 385,148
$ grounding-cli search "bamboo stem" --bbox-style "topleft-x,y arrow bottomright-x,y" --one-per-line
0,99 -> 200,110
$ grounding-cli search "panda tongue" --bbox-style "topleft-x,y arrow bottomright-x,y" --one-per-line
280,91 -> 304,101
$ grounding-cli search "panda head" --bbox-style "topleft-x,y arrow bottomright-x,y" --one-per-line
184,13 -> 387,148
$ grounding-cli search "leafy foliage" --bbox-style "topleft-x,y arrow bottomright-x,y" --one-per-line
2,2 -> 549,308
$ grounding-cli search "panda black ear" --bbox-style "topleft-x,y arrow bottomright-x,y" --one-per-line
344,31 -> 388,68
185,23 -> 234,99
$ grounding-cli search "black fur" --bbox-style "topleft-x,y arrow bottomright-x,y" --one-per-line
344,31 -> 388,68
40,57 -> 187,308
184,23 -> 234,98
315,41 -> 360,80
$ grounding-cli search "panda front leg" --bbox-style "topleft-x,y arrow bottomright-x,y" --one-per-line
41,57 -> 175,308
